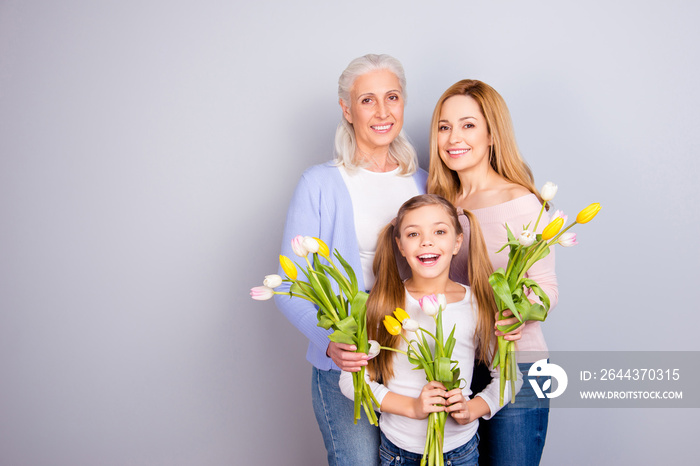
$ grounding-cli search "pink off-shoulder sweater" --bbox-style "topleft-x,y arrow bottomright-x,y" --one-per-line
450,194 -> 559,361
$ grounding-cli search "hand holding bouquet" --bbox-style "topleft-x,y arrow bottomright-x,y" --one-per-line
489,182 -> 601,406
382,294 -> 460,466
250,235 -> 380,426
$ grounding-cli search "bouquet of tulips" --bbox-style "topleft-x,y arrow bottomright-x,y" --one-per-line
382,294 -> 461,466
250,235 -> 380,426
489,182 -> 601,406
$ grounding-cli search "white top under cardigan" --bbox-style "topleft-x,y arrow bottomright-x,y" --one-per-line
338,165 -> 421,289
339,285 -> 522,454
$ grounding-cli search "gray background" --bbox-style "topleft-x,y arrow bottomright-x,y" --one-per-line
1,1 -> 698,465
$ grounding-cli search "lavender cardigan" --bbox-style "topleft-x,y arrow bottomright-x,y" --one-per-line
274,161 -> 428,370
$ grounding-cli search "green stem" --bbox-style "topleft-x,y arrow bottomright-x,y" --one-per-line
505,245 -> 524,278
532,200 -> 547,232
416,327 -> 438,344
515,240 -> 549,284
304,257 -> 340,322
379,346 -> 408,356
546,221 -> 578,247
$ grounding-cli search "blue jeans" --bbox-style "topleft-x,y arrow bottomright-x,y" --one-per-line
475,361 -> 550,466
379,430 -> 479,466
312,367 -> 380,466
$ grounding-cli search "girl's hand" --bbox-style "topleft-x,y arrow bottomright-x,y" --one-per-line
444,388 -> 471,425
412,381 -> 447,419
495,309 -> 523,341
326,342 -> 367,372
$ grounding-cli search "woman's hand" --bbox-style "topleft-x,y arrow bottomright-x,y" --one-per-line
495,309 -> 523,341
444,388 -> 471,425
412,381 -> 447,420
326,342 -> 368,372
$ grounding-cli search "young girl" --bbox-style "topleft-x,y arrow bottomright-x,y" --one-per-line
428,80 -> 558,465
339,194 -> 521,466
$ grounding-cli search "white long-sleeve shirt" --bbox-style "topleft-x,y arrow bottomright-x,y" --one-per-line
340,285 -> 522,454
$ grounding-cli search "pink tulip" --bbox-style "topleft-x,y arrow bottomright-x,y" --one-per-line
419,294 -> 440,316
558,232 -> 578,247
250,286 -> 274,301
291,235 -> 309,257
551,210 -> 568,225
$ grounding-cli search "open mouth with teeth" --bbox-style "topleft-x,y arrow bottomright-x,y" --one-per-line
417,253 -> 440,265
371,124 -> 393,132
446,148 -> 469,158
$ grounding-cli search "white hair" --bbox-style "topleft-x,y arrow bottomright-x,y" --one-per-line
333,54 -> 417,175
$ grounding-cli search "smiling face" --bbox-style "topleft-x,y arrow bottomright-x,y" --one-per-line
437,94 -> 492,174
340,69 -> 404,156
396,204 -> 463,282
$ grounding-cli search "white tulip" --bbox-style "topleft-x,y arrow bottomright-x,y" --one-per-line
302,236 -> 320,254
540,182 -> 558,201
401,318 -> 420,332
518,230 -> 536,247
367,340 -> 380,359
263,274 -> 283,288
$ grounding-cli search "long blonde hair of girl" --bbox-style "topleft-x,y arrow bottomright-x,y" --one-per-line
427,79 -> 547,208
366,194 -> 498,384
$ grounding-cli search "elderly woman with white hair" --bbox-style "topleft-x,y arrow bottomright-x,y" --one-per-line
274,54 -> 427,465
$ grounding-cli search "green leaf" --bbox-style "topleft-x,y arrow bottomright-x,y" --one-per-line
328,329 -> 356,345
435,312 -> 444,354
335,315 -> 358,336
491,347 -> 500,369
318,263 -> 352,298
444,326 -> 457,358
350,292 -> 368,320
406,347 -> 424,366
489,272 -> 522,322
317,315 -> 334,329
310,270 -> 341,312
523,303 -> 548,322
334,250 -> 359,295
435,357 -> 453,383
505,223 -> 516,242
496,239 -> 519,254
418,333 -> 434,363
521,279 -> 551,312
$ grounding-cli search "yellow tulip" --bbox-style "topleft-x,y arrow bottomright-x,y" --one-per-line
393,307 -> 410,324
576,203 -> 601,224
279,255 -> 298,280
313,237 -> 331,259
383,315 -> 402,336
541,217 -> 564,240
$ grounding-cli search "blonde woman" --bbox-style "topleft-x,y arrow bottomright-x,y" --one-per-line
428,80 -> 558,465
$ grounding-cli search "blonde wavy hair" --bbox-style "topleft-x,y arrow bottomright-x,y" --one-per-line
427,79 -> 546,206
